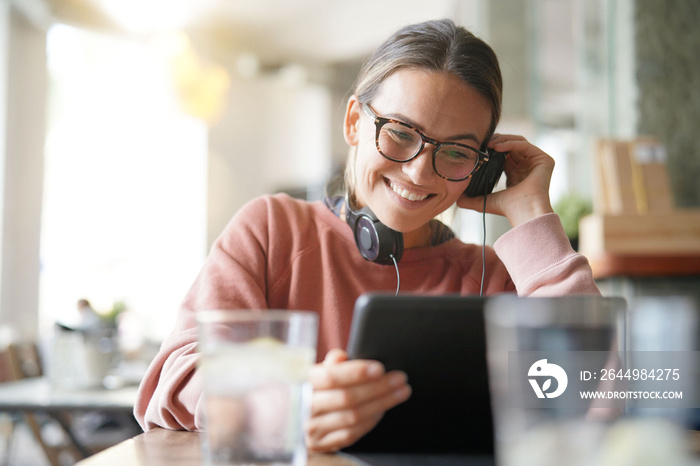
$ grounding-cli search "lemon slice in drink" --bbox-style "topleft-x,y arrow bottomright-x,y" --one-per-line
248,337 -> 283,347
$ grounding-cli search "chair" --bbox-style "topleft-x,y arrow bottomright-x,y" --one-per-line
1,342 -> 83,466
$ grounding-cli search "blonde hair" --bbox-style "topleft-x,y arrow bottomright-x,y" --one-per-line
339,19 -> 503,199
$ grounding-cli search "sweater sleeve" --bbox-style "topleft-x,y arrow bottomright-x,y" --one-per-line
493,212 -> 599,296
134,197 -> 273,432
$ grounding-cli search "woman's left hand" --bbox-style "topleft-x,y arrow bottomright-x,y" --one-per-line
457,134 -> 555,227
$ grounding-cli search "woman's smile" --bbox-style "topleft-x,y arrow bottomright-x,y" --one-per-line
386,178 -> 433,202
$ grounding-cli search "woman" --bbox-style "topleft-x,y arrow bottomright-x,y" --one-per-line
134,19 -> 598,452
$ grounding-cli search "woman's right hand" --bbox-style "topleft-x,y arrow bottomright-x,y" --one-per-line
305,349 -> 411,453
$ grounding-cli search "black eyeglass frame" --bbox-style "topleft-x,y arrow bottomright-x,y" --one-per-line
361,103 -> 490,182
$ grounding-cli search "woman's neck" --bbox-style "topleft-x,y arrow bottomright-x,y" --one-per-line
403,223 -> 432,249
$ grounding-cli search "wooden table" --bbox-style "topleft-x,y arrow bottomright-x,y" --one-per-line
75,428 -> 495,466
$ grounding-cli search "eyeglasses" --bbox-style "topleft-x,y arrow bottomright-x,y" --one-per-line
361,103 -> 489,182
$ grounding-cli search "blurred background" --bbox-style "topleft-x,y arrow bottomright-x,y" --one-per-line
0,0 -> 698,357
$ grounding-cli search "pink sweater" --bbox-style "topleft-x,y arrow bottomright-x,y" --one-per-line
135,193 -> 598,431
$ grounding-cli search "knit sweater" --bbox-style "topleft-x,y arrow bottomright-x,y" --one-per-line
134,193 -> 598,431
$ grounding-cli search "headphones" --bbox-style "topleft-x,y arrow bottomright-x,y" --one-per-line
345,194 -> 403,265
464,149 -> 506,197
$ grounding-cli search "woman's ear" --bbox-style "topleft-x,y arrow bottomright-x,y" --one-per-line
343,95 -> 361,146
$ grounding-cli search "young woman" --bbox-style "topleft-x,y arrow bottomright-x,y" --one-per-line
134,19 -> 599,452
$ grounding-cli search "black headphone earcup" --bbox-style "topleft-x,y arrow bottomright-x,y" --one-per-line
347,205 -> 403,265
465,165 -> 488,197
464,151 -> 506,197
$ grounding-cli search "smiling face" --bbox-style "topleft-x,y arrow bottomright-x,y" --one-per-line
343,68 -> 492,248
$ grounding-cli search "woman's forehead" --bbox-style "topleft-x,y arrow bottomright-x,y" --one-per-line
371,68 -> 492,143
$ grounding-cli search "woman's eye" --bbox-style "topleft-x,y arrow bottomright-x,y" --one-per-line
445,150 -> 469,160
387,128 -> 415,143
440,148 -> 478,165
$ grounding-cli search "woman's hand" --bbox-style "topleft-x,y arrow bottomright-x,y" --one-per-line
306,349 -> 411,452
458,134 -> 555,227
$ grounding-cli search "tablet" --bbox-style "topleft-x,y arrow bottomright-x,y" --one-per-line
345,293 -> 493,454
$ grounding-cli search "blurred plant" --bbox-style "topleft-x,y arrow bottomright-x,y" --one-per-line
102,300 -> 127,328
553,193 -> 593,240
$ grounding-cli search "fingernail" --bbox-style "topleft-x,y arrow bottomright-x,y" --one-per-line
389,371 -> 407,387
366,362 -> 384,378
394,385 -> 411,400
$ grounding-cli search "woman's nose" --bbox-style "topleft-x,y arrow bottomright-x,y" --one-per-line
402,145 -> 437,183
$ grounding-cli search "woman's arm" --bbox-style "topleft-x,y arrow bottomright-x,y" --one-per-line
494,212 -> 599,295
134,198 -> 273,431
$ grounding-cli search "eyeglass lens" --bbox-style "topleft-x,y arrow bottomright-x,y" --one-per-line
377,121 -> 479,180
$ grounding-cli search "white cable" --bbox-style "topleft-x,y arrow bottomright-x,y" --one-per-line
480,189 -> 488,297
390,254 -> 400,296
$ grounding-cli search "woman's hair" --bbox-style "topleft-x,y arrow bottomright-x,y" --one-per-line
340,19 -> 503,198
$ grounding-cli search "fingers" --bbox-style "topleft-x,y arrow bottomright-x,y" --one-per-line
311,382 -> 410,434
457,192 -> 491,213
306,352 -> 412,452
307,379 -> 412,452
489,133 -> 527,156
323,348 -> 348,365
312,370 -> 408,416
310,358 -> 385,390
308,416 -> 381,452
489,133 -> 526,145
489,134 -> 551,163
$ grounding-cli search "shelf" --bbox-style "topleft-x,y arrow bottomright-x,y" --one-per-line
588,252 -> 700,279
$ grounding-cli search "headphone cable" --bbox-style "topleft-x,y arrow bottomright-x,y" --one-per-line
479,186 -> 489,297
390,254 -> 400,296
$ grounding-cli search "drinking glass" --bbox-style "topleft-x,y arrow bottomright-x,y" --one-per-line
197,310 -> 318,466
485,295 -> 625,466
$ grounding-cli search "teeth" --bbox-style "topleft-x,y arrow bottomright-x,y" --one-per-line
390,182 -> 428,201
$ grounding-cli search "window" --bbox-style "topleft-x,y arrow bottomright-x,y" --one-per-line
41,25 -> 207,343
